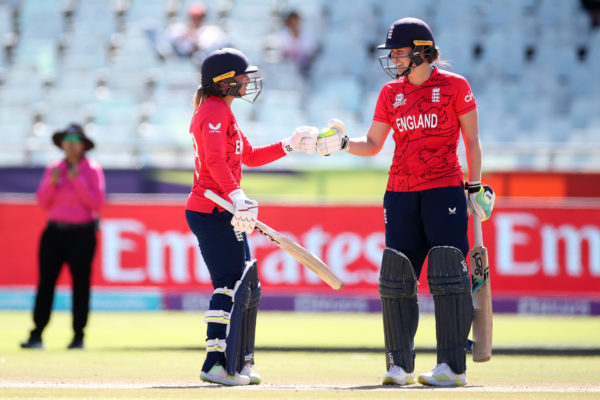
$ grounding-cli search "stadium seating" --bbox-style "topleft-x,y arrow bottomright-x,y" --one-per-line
0,0 -> 598,171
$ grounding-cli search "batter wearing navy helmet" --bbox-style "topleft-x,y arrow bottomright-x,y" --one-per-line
316,18 -> 495,386
186,48 -> 319,385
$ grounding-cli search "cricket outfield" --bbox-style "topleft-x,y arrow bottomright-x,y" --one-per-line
1,311 -> 599,399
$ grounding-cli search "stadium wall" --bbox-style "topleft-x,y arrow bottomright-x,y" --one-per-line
1,196 -> 599,315
3,168 -> 600,197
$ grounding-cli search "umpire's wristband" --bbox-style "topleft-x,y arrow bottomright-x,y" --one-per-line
465,181 -> 481,194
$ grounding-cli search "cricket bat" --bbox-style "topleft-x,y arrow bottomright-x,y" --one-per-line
204,189 -> 344,290
470,214 -> 493,362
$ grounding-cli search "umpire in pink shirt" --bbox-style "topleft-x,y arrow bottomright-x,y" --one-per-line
21,123 -> 105,350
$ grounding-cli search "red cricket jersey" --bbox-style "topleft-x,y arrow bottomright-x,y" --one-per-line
373,66 -> 476,192
186,96 -> 286,213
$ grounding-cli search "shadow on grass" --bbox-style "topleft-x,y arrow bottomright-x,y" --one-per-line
148,383 -> 483,391
101,345 -> 600,356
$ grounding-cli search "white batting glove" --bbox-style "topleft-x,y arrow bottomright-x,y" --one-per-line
282,126 -> 319,154
228,189 -> 258,234
316,118 -> 349,156
466,182 -> 495,221
327,118 -> 346,135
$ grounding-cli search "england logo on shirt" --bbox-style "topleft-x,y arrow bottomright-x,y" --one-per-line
393,93 -> 406,108
432,87 -> 440,103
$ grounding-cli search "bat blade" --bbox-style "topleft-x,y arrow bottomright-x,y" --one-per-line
204,190 -> 344,290
256,221 -> 344,290
470,243 -> 492,362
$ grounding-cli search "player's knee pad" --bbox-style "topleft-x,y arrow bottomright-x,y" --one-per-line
427,246 -> 473,374
379,248 -> 419,373
427,246 -> 471,296
225,259 -> 259,375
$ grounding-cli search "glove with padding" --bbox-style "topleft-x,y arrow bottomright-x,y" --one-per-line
466,182 -> 495,221
316,118 -> 349,156
228,189 -> 258,234
282,126 -> 319,154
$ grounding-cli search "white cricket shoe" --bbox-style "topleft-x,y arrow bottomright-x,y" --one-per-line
240,363 -> 262,385
200,365 -> 250,386
382,365 -> 415,385
418,363 -> 467,387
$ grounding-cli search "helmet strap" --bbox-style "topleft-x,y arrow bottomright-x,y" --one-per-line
408,45 -> 428,66
397,61 -> 413,77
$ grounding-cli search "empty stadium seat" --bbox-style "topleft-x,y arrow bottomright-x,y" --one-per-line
0,0 -> 598,170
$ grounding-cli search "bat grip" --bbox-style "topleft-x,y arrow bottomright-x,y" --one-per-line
204,190 -> 235,214
473,214 -> 483,247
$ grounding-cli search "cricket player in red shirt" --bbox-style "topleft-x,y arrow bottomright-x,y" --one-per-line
317,18 -> 495,386
186,48 -> 318,386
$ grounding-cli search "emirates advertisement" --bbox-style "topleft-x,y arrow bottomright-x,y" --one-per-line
1,198 -> 599,297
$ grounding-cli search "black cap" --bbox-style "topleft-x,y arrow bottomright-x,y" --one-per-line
52,123 -> 95,151
200,48 -> 258,87
377,17 -> 435,50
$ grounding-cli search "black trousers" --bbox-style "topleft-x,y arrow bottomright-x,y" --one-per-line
31,222 -> 97,338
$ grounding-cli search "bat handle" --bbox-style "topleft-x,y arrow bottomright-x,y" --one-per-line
473,214 -> 483,247
204,190 -> 235,214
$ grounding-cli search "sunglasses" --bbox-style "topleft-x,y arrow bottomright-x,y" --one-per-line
63,134 -> 82,143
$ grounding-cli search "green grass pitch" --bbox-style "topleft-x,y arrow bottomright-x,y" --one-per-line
156,169 -> 390,202
1,311 -> 599,399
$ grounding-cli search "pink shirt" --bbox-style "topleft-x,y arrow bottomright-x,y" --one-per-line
36,157 -> 105,224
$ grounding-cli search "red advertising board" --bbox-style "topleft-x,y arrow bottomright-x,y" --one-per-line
1,197 -> 599,296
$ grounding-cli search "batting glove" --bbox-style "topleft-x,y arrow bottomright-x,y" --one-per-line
228,189 -> 258,234
282,126 -> 319,154
316,118 -> 349,156
466,182 -> 495,221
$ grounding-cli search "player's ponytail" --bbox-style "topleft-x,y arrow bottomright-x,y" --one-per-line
430,46 -> 451,68
425,46 -> 440,63
193,82 -> 228,110
193,85 -> 207,110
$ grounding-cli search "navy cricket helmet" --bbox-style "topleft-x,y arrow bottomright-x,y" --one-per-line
377,17 -> 439,78
200,48 -> 262,103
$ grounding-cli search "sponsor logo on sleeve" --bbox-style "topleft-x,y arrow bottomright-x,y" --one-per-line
464,91 -> 474,102
208,122 -> 222,133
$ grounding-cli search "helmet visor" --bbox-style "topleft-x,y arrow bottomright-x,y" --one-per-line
234,71 -> 263,103
378,54 -> 410,79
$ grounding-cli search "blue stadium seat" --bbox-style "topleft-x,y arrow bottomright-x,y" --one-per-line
0,0 -> 599,169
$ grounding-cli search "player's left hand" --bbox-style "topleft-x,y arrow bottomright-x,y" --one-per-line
316,118 -> 349,156
229,189 -> 258,234
283,126 -> 319,154
466,182 -> 495,221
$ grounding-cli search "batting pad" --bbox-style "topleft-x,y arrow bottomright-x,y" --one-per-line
225,259 -> 259,376
379,247 -> 419,373
427,246 -> 473,374
237,284 -> 261,370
